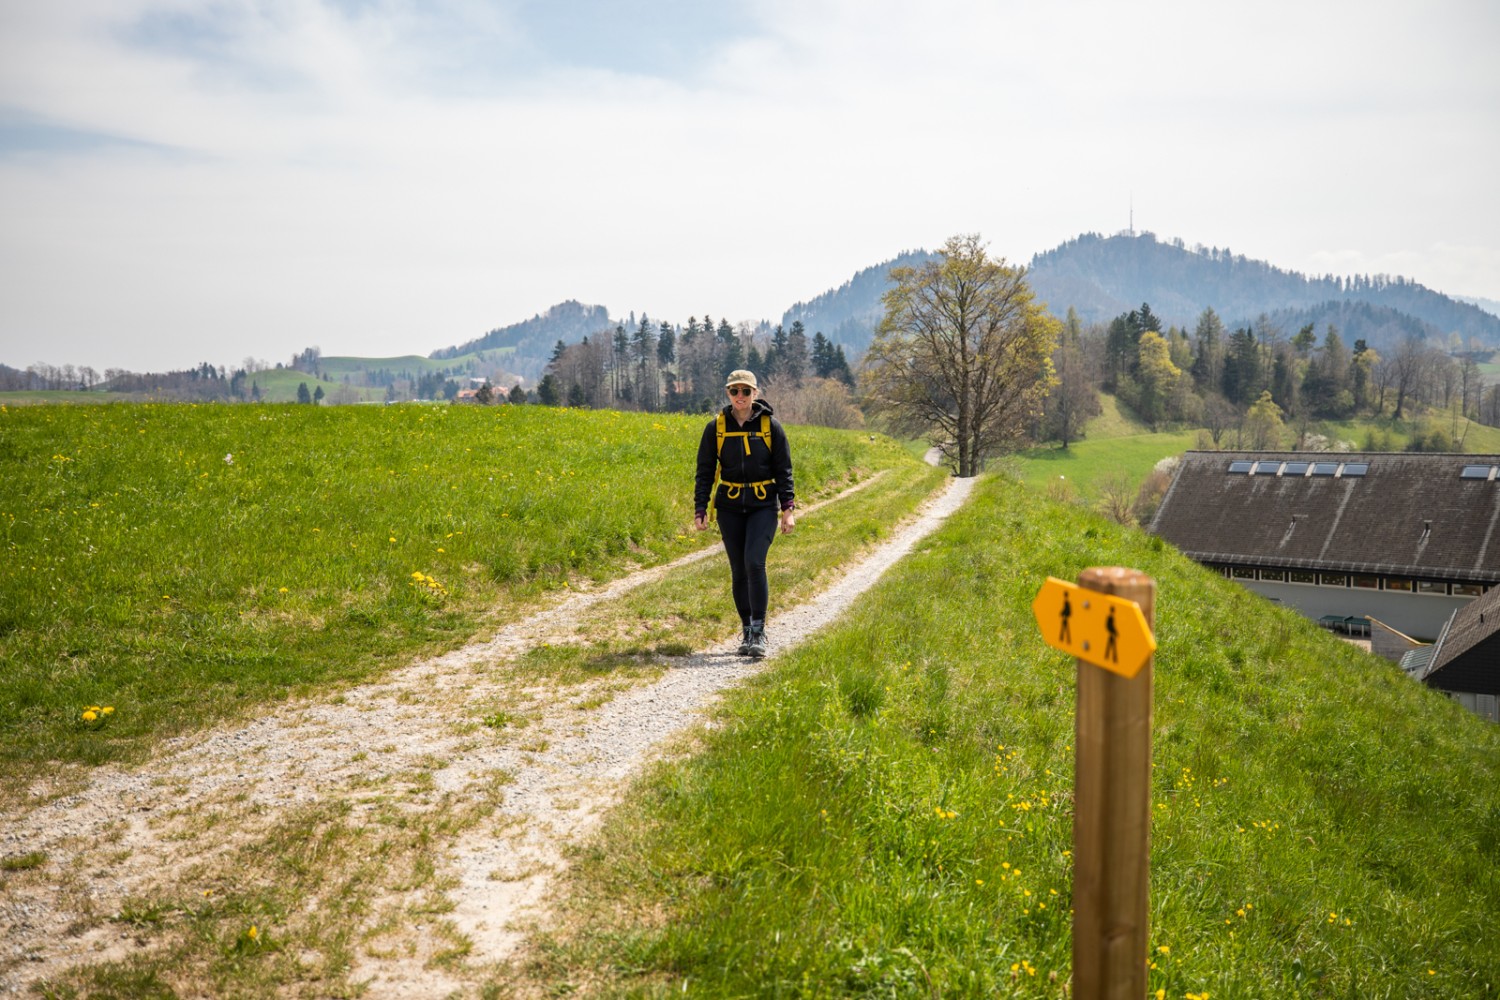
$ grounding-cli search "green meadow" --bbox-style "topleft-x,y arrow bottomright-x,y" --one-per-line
523,474 -> 1500,999
1012,432 -> 1197,503
4,401 -> 1498,998
0,401 -> 914,790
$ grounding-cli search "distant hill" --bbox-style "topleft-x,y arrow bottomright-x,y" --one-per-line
780,250 -> 938,356
431,300 -> 614,379
1457,294 -> 1500,320
1026,231 -> 1500,350
418,235 -> 1495,381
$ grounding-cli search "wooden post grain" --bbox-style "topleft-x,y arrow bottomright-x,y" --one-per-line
1072,567 -> 1155,1000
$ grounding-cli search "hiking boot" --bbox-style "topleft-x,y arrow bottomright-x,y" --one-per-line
746,624 -> 768,660
736,626 -> 753,656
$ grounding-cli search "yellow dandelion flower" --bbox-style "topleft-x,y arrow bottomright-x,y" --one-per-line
1157,945 -> 1170,955
247,925 -> 259,941
101,706 -> 114,715
81,710 -> 97,722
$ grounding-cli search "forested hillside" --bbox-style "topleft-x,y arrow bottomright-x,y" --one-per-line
430,300 -> 613,379
1027,232 -> 1500,352
780,249 -> 938,356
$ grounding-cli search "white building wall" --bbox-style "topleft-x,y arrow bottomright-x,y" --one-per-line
1242,581 -> 1467,642
1452,692 -> 1499,723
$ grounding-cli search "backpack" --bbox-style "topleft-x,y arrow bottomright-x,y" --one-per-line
708,412 -> 774,521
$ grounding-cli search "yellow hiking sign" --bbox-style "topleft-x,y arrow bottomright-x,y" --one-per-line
1032,576 -> 1156,678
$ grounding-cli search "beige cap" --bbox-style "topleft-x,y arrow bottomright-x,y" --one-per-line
725,369 -> 758,389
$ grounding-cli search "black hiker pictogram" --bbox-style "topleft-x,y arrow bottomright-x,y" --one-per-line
1105,606 -> 1118,662
1059,591 -> 1072,643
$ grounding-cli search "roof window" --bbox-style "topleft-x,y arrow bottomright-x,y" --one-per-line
1227,460 -> 1253,474
1341,463 -> 1369,477
1310,462 -> 1339,476
1282,461 -> 1309,476
1253,461 -> 1282,475
1460,465 -> 1495,480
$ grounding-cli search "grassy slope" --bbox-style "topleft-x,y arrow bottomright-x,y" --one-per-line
1013,394 -> 1185,502
0,402 -> 919,788
526,474 -> 1500,999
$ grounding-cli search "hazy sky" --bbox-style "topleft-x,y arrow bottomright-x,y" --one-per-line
2,0 -> 1498,373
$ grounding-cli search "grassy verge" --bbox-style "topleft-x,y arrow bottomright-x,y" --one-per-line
0,402 -> 916,794
517,474 -> 1500,998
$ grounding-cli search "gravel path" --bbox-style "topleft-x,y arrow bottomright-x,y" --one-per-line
1,471 -> 974,997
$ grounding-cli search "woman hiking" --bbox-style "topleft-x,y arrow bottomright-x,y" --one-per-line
693,369 -> 796,659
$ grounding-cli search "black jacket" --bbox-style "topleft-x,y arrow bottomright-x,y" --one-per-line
694,399 -> 795,515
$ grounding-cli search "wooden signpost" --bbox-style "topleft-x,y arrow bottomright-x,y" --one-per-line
1033,568 -> 1156,1000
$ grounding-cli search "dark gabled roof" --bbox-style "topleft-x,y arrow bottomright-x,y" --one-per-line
1150,451 -> 1500,583
1423,585 -> 1500,695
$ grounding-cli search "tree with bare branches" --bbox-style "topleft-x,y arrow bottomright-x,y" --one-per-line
862,234 -> 1058,477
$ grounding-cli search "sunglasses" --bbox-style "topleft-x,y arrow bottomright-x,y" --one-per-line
727,386 -> 754,397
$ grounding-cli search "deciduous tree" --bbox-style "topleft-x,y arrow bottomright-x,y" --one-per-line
1042,307 -> 1100,448
862,234 -> 1058,477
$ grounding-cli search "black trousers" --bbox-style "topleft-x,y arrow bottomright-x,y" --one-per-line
716,506 -> 778,625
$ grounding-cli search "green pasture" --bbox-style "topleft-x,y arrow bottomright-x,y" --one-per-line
238,367 -> 383,403
318,350 -> 507,378
527,474 -> 1500,998
0,401 -> 913,789
1012,432 -> 1197,502
0,391 -> 116,405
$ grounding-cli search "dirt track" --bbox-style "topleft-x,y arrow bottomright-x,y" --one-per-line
1,471 -> 974,997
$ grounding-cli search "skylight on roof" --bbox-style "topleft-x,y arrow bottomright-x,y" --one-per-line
1342,463 -> 1369,477
1283,461 -> 1309,475
1227,461 -> 1253,473
1253,461 -> 1282,475
1460,465 -> 1495,480
1311,462 -> 1339,476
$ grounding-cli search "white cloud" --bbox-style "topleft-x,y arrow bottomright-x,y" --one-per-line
2,0 -> 1498,371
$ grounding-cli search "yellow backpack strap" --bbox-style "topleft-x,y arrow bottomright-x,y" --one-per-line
759,414 -> 772,452
709,413 -> 725,523
717,410 -> 756,455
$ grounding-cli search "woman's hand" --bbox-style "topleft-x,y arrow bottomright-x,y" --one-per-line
694,512 -> 708,531
779,509 -> 796,535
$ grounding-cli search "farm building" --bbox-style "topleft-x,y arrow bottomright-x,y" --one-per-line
1403,583 -> 1500,722
1149,451 -> 1500,641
